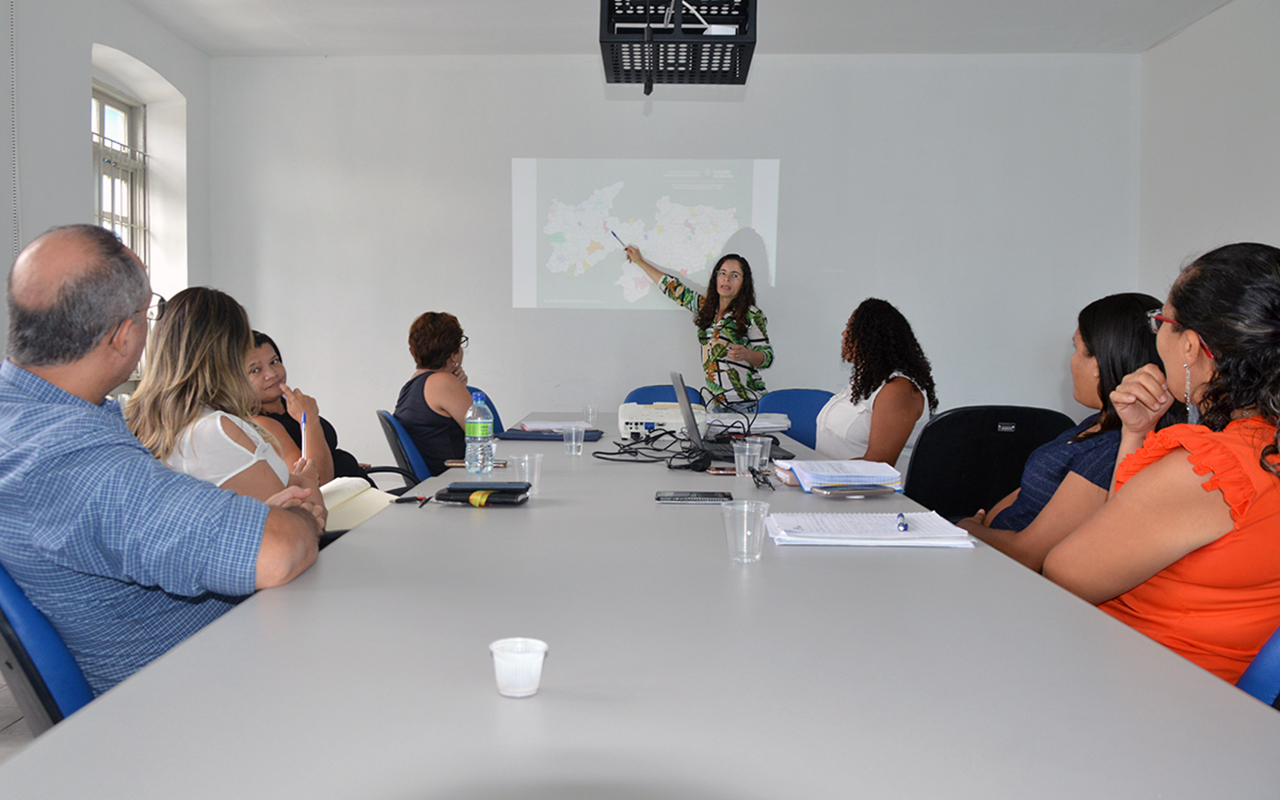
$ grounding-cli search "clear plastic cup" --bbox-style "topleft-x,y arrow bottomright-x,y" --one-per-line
510,453 -> 543,496
489,638 -> 548,698
722,500 -> 770,563
562,424 -> 587,456
581,403 -> 598,429
732,440 -> 762,477
746,435 -> 772,470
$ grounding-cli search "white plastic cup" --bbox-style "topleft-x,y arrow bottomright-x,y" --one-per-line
489,638 -> 548,698
562,424 -> 587,456
732,440 -> 762,477
510,453 -> 543,496
722,500 -> 770,563
746,435 -> 772,470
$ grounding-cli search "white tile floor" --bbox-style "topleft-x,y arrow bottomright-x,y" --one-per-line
0,678 -> 34,765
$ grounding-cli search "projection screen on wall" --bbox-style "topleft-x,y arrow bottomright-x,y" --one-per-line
513,158 -> 779,309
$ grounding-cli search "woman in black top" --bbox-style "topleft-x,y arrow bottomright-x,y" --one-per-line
393,312 -> 472,475
247,331 -> 367,484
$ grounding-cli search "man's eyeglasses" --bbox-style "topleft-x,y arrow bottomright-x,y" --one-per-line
145,293 -> 166,322
459,335 -> 469,350
109,292 -> 166,343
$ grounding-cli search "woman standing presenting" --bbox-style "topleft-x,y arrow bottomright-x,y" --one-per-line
625,246 -> 772,410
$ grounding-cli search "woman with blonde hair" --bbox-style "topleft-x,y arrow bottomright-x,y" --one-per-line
127,287 -> 322,506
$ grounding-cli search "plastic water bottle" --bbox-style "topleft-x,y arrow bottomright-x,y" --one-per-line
464,391 -> 495,474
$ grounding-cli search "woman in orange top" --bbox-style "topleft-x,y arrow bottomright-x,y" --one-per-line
1044,242 -> 1280,683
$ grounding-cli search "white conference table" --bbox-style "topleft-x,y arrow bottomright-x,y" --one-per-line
4,424 -> 1280,798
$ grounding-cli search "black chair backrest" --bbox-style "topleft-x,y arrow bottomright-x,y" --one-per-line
903,405 -> 1076,521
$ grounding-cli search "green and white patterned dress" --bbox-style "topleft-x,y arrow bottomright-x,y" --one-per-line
660,275 -> 773,405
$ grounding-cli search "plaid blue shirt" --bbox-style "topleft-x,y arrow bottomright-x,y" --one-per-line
0,361 -> 268,695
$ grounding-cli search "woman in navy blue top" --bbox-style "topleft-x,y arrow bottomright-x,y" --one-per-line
394,312 -> 471,475
958,293 -> 1183,570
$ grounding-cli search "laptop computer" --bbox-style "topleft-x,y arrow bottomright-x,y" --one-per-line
670,371 -> 794,462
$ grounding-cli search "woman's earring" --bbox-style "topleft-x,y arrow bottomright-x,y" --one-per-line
1184,363 -> 1199,424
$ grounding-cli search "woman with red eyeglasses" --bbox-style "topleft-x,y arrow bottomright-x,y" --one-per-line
1045,242 -> 1280,684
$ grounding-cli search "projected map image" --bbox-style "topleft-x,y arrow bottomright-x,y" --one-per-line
512,159 -> 779,310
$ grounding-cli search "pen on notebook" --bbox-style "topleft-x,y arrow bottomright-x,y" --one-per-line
896,513 -> 908,532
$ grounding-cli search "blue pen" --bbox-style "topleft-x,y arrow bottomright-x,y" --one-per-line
896,513 -> 908,532
300,412 -> 308,462
610,230 -> 626,248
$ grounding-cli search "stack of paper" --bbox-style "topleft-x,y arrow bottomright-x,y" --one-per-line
773,459 -> 902,492
767,511 -> 974,548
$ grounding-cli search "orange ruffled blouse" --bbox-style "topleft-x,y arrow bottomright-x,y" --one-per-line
1101,417 -> 1280,683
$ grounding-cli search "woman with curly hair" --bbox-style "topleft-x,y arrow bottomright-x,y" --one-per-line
393,311 -> 472,475
814,298 -> 938,471
625,245 -> 772,410
959,293 -> 1181,571
1045,243 -> 1280,683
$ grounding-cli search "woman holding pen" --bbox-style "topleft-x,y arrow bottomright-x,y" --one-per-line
247,331 -> 368,485
625,244 -> 772,411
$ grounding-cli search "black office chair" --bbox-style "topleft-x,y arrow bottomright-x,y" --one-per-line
902,405 -> 1075,521
0,562 -> 95,735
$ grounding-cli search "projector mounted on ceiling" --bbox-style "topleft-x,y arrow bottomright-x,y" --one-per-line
600,0 -> 756,95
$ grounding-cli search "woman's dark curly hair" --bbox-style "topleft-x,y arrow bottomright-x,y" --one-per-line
1167,242 -> 1280,476
408,311 -> 464,370
841,298 -> 937,413
693,254 -> 756,331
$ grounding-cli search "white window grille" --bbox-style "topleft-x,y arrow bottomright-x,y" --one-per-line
91,86 -> 148,265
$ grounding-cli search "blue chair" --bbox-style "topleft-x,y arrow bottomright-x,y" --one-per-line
377,410 -> 432,487
756,388 -> 834,450
625,384 -> 704,406
466,386 -> 504,434
1237,623 -> 1280,708
0,562 -> 94,735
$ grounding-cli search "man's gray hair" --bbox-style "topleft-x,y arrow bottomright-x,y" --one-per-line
7,225 -> 149,366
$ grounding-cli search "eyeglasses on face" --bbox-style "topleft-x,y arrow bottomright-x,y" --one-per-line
459,335 -> 469,350
1146,309 -> 1178,335
145,293 -> 166,322
1146,309 -> 1214,359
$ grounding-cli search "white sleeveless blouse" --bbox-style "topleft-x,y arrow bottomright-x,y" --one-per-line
165,409 -> 289,487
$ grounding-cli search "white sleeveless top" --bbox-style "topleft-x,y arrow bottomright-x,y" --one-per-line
165,409 -> 289,487
814,374 -> 927,474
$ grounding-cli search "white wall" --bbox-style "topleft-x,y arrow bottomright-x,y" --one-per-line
211,53 -> 1141,464
1139,0 -> 1280,295
0,0 -> 211,341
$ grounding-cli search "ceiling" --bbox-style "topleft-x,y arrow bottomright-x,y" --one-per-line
126,0 -> 1234,58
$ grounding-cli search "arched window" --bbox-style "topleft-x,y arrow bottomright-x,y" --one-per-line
90,44 -> 187,300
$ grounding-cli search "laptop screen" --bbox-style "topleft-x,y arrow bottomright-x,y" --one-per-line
669,371 -> 707,449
